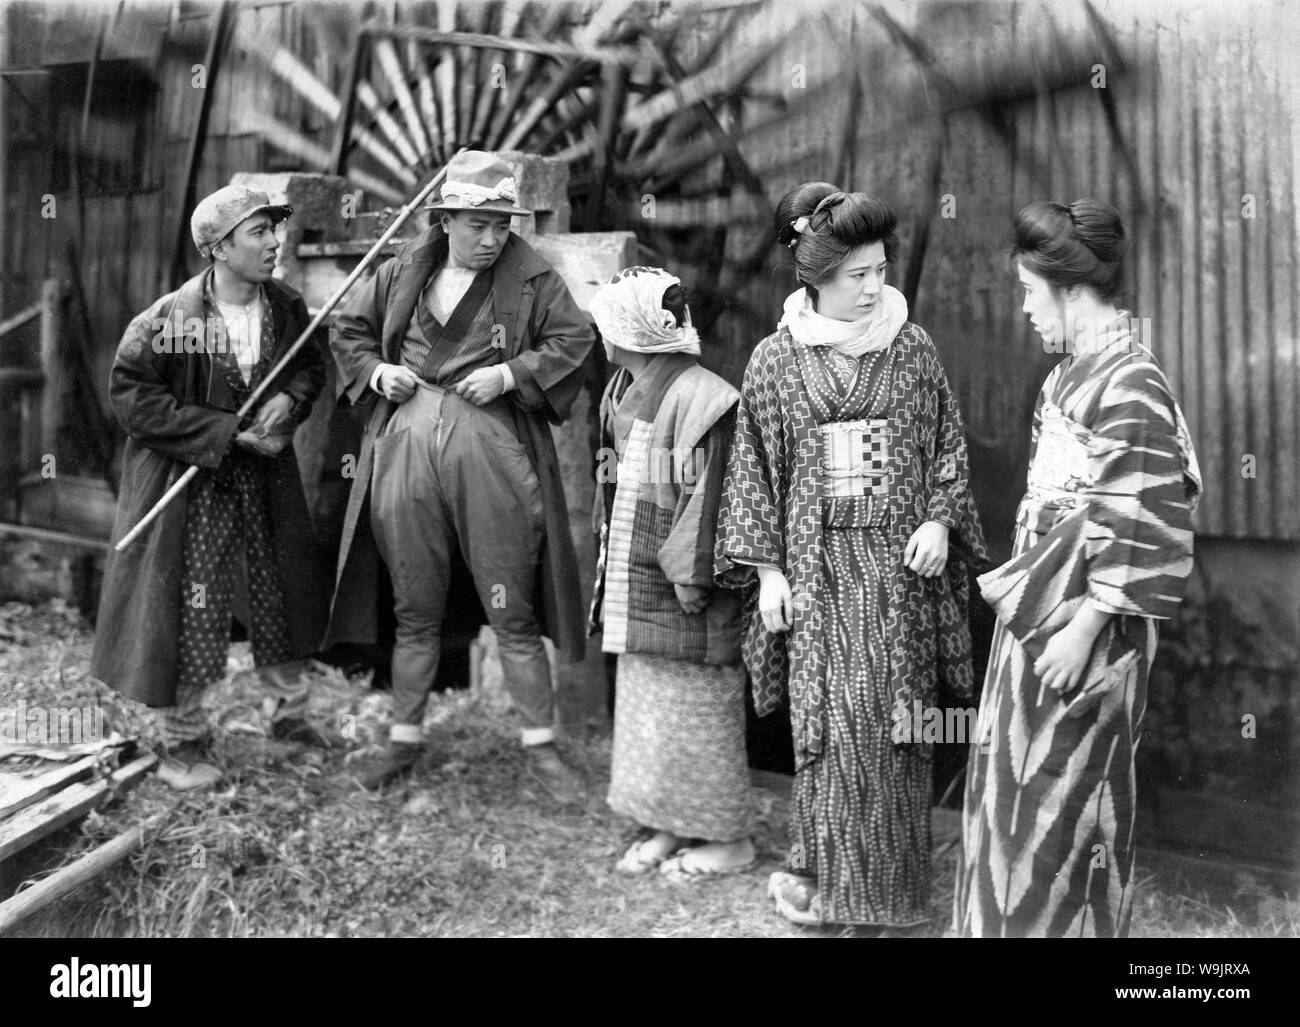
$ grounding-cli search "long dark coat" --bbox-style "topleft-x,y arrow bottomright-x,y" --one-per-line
90,271 -> 330,707
323,228 -> 594,663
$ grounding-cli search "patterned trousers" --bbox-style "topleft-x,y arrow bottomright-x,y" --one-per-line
159,459 -> 301,746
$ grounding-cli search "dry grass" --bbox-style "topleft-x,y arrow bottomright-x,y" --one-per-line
1,600 -> 1295,939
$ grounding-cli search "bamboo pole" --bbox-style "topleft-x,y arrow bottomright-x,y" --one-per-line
114,155 -> 462,554
0,810 -> 170,935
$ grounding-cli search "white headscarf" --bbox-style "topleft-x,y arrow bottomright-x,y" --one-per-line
590,267 -> 700,356
780,283 -> 909,356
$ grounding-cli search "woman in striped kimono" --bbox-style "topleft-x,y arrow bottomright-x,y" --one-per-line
589,267 -> 756,879
955,199 -> 1202,938
718,185 -> 987,928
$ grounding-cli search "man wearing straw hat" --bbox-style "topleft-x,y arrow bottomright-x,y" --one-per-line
91,185 -> 334,791
326,151 -> 594,800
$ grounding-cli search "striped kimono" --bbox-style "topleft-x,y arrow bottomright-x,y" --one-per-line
955,334 -> 1201,938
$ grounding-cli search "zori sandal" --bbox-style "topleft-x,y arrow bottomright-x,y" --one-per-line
659,847 -> 758,882
767,870 -> 823,925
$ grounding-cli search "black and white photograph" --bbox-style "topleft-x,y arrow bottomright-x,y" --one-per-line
0,0 -> 1294,979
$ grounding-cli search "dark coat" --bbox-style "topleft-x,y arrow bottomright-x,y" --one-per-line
90,270 -> 330,707
323,228 -> 595,663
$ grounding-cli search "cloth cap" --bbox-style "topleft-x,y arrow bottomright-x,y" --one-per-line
191,185 -> 292,255
425,151 -> 532,217
590,266 -> 700,356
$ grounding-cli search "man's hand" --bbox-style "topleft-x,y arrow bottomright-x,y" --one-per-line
904,520 -> 950,577
234,430 -> 290,458
454,366 -> 506,406
674,583 -> 710,615
251,393 -> 294,436
375,364 -> 419,403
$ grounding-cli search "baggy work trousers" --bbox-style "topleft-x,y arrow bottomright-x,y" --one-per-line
370,381 -> 553,733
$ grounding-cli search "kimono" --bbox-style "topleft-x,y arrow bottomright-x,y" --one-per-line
718,321 -> 987,924
954,332 -> 1201,938
591,352 -> 751,841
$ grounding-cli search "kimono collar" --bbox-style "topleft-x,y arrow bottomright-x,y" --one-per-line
780,284 -> 908,357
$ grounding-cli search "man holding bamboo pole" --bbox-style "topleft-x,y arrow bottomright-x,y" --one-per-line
324,151 -> 594,799
91,185 -> 334,791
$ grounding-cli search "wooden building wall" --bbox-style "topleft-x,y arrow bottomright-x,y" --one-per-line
681,0 -> 1300,547
0,0 -> 354,483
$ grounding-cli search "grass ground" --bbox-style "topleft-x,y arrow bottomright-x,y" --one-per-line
1,600 -> 1296,938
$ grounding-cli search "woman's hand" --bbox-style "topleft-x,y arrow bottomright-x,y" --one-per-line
1035,605 -> 1110,694
674,583 -> 710,614
904,520 -> 950,577
757,566 -> 793,633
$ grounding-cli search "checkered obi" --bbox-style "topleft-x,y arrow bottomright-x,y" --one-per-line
818,418 -> 890,499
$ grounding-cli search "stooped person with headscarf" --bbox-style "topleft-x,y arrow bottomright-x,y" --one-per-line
588,267 -> 756,880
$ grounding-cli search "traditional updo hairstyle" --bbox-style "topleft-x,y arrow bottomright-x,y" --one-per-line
1010,198 -> 1129,303
774,182 -> 900,302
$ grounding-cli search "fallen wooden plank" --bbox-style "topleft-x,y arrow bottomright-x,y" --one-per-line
0,754 -> 156,863
0,755 -> 100,822
0,809 -> 170,934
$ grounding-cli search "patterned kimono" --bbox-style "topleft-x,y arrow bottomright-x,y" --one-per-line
592,353 -> 752,842
718,323 -> 987,925
955,335 -> 1201,938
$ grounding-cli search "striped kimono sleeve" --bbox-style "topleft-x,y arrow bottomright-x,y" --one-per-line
716,341 -> 787,581
1083,360 -> 1195,620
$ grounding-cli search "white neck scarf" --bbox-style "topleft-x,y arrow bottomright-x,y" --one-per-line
780,284 -> 908,356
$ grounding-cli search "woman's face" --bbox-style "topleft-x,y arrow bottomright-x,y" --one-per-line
813,242 -> 888,322
1017,261 -> 1067,349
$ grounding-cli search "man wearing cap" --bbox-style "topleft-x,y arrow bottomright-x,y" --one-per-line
91,185 -> 333,790
325,151 -> 594,799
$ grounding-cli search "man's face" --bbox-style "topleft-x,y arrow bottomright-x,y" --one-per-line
442,211 -> 511,269
212,212 -> 280,283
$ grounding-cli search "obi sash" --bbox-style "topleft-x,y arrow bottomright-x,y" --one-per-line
817,417 -> 890,499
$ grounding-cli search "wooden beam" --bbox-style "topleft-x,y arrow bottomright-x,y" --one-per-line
0,810 -> 170,934
169,0 -> 235,290
0,753 -> 156,863
0,521 -> 109,550
36,277 -> 61,472
0,303 -> 41,341
0,755 -> 100,821
368,24 -> 650,67
329,23 -> 369,176
373,36 -> 432,166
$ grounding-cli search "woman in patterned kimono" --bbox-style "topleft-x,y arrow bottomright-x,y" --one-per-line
717,185 -> 987,927
589,267 -> 756,879
954,199 -> 1202,938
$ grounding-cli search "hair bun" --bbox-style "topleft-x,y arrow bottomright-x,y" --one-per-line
1011,198 -> 1128,303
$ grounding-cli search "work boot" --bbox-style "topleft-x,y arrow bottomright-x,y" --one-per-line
156,740 -> 223,792
271,716 -> 344,750
357,741 -> 423,791
524,742 -> 585,805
